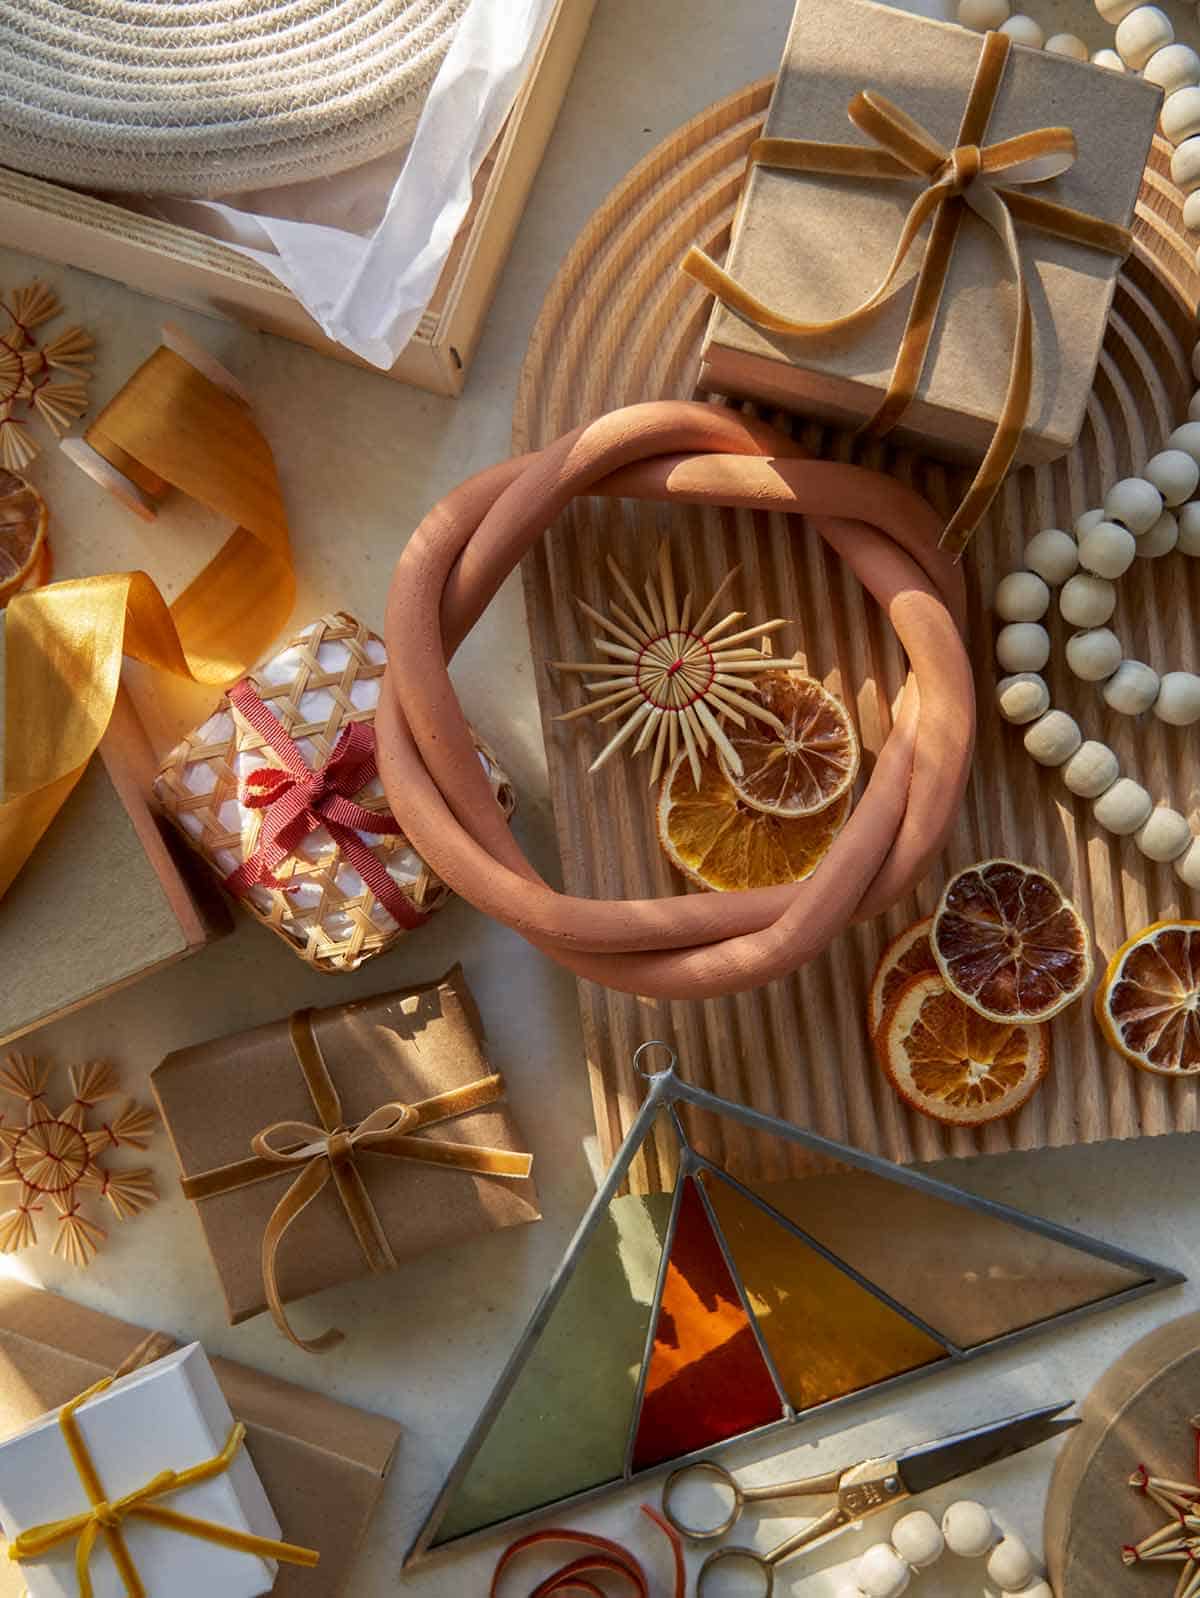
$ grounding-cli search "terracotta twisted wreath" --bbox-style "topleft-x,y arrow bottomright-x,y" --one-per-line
378,401 -> 974,1000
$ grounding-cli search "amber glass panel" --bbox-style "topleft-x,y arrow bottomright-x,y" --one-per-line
682,1103 -> 1151,1349
700,1169 -> 947,1411
631,1176 -> 783,1473
433,1186 -> 674,1545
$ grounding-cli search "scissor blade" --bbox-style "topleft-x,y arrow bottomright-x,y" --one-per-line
896,1402 -> 1078,1497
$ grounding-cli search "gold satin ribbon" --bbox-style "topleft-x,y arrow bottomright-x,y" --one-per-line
179,1009 -> 534,1353
0,340 -> 294,898
6,1377 -> 318,1598
682,30 -> 1133,555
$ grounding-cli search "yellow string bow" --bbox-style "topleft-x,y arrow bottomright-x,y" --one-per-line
5,1377 -> 319,1598
0,338 -> 294,899
682,29 -> 1133,555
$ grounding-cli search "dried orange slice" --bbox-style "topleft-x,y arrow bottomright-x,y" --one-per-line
0,469 -> 48,606
932,858 -> 1092,1024
876,972 -> 1051,1126
1095,919 -> 1200,1076
722,670 -> 860,817
657,742 -> 850,892
867,916 -> 936,1036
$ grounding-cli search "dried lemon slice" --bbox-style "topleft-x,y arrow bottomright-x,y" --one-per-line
932,858 -> 1092,1024
722,670 -> 860,817
657,742 -> 850,893
876,972 -> 1051,1126
1095,919 -> 1200,1076
867,915 -> 936,1037
0,469 -> 49,606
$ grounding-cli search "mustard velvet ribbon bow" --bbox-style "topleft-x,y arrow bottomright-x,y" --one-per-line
683,29 -> 1132,555
6,1378 -> 319,1598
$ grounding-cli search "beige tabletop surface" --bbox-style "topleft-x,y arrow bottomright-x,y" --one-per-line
2,0 -> 1200,1592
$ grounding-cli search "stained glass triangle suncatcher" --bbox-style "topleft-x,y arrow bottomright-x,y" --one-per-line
406,1048 -> 1184,1568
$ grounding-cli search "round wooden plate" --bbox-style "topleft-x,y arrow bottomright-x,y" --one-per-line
1046,1313 -> 1200,1594
513,82 -> 1200,1194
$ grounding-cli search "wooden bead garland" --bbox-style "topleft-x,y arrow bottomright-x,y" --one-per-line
994,324 -> 1200,880
957,1 -> 1200,263
835,1502 -> 1050,1598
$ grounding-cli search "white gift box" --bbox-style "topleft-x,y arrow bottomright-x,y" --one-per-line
0,1343 -> 281,1598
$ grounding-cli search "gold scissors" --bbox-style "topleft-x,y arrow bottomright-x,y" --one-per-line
661,1401 -> 1075,1596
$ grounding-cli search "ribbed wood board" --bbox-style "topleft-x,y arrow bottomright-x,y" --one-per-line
514,81 -> 1200,1195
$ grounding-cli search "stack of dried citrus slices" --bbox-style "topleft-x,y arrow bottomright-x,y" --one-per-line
869,859 -> 1093,1127
657,670 -> 859,892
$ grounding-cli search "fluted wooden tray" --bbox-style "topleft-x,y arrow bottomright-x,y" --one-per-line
514,81 -> 1200,1194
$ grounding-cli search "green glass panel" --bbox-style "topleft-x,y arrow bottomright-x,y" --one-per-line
432,1186 -> 673,1544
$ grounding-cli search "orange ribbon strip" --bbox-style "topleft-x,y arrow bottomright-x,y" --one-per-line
0,337 -> 293,900
179,1009 -> 534,1353
5,1377 -> 318,1598
682,30 -> 1132,555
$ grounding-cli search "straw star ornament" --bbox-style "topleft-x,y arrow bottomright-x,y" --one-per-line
0,281 -> 94,473
0,1054 -> 157,1268
1123,1420 -> 1200,1597
551,543 -> 803,787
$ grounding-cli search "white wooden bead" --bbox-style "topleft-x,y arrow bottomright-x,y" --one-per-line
1025,527 -> 1078,584
1174,836 -> 1200,888
1155,671 -> 1200,724
999,13 -> 1044,46
1137,806 -> 1193,862
1063,740 -> 1120,797
1165,420 -> 1200,462
890,1511 -> 944,1570
1024,710 -> 1082,766
1092,47 -> 1127,71
995,570 -> 1050,620
856,1544 -> 911,1598
942,1501 -> 997,1559
1117,7 -> 1175,71
1046,32 -> 1088,59
1188,390 -> 1200,423
1074,507 -> 1107,538
1145,448 -> 1200,505
1145,42 -> 1200,94
1104,476 -> 1164,532
1067,628 -> 1122,681
1078,520 -> 1136,577
957,0 -> 1010,26
1165,85 -> 1200,145
1186,191 -> 1200,234
1008,1583 -> 1054,1598
1138,510 -> 1179,558
1095,0 -> 1140,20
1179,501 -> 1200,553
998,673 -> 1050,724
987,1534 -> 1038,1591
832,1581 -> 864,1598
997,622 -> 1050,672
1173,133 -> 1200,194
1095,777 -> 1154,834
1103,659 -> 1161,715
1060,574 -> 1116,627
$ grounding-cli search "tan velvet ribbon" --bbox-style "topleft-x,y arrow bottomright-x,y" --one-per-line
682,30 -> 1132,555
179,1010 -> 533,1353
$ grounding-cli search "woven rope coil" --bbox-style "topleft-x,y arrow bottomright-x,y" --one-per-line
0,0 -> 468,195
154,611 -> 515,972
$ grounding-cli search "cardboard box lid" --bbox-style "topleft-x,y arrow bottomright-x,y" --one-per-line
704,0 -> 1161,451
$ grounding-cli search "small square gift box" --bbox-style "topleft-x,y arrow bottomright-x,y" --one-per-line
153,611 -> 515,971
152,965 -> 540,1352
688,0 -> 1161,551
0,1341 -> 318,1598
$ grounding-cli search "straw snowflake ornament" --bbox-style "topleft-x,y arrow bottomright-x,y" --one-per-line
1123,1419 -> 1200,1596
0,1055 -> 157,1268
551,542 -> 803,787
0,281 -> 94,472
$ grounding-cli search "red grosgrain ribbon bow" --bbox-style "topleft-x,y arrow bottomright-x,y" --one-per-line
223,678 -> 424,930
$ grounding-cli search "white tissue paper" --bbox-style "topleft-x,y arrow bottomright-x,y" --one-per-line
0,1344 -> 282,1598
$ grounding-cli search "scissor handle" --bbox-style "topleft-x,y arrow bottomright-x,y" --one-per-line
696,1544 -> 775,1598
661,1460 -> 744,1540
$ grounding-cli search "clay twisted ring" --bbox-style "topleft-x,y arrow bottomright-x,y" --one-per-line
377,401 -> 974,1000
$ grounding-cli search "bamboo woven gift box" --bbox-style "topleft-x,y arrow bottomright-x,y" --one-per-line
153,612 -> 514,972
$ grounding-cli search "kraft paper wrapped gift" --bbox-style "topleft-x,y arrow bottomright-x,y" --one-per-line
0,1283 -> 401,1598
152,965 -> 541,1351
693,0 -> 1161,470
